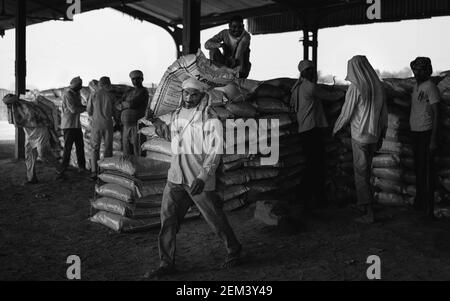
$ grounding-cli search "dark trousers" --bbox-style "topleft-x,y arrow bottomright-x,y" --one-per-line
158,182 -> 241,268
62,128 -> 85,169
412,130 -> 435,215
209,48 -> 251,79
299,127 -> 326,207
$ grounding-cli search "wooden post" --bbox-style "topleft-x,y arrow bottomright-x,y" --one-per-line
312,28 -> 318,77
15,0 -> 26,160
302,29 -> 309,61
182,0 -> 201,55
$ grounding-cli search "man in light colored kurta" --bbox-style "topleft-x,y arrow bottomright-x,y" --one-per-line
333,55 -> 388,224
145,78 -> 241,278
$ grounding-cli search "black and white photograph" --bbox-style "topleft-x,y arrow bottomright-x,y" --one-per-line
1,0 -> 450,286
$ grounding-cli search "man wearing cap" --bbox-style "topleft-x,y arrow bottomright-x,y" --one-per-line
144,78 -> 242,278
121,70 -> 149,156
87,76 -> 118,178
205,15 -> 252,78
59,76 -> 87,175
290,60 -> 345,210
409,57 -> 440,219
2,94 -> 59,184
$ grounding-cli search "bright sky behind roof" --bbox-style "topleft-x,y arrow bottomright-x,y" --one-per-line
0,8 -> 449,91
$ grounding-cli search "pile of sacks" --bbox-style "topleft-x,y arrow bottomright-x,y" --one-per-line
437,75 -> 450,201
90,155 -> 200,233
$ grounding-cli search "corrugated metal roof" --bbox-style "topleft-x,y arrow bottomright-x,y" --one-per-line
248,0 -> 450,35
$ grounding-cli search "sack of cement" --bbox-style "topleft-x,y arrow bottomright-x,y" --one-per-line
218,184 -> 249,202
139,126 -> 157,138
141,137 -> 172,156
225,101 -> 257,118
372,168 -> 416,184
98,172 -> 143,198
373,177 -> 404,194
252,98 -> 289,114
91,197 -> 134,216
222,153 -> 256,164
388,114 -> 409,130
145,151 -> 172,163
208,105 -> 234,120
373,154 -> 414,170
95,183 -> 135,203
90,211 -> 161,233
383,128 -> 413,144
140,179 -> 167,196
98,156 -> 170,179
378,140 -> 413,157
375,191 -> 412,206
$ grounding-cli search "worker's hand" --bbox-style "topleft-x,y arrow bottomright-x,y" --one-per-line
190,178 -> 205,196
153,119 -> 171,141
122,102 -> 130,109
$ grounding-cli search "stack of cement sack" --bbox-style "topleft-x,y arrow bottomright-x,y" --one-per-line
437,74 -> 450,201
90,155 -> 200,233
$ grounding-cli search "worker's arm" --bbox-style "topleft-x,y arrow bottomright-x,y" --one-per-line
204,30 -> 225,50
64,93 -> 86,114
86,92 -> 94,116
234,32 -> 250,61
332,84 -> 358,135
313,84 -> 346,102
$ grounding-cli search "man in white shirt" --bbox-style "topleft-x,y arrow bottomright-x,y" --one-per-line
291,60 -> 345,209
409,57 -> 440,218
145,78 -> 241,278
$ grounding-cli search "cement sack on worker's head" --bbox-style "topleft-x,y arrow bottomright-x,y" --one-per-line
141,137 -> 172,156
372,168 -> 416,184
375,191 -> 412,206
140,179 -> 167,196
225,101 -> 257,118
98,155 -> 170,179
98,171 -> 143,198
208,105 -> 234,120
252,98 -> 289,114
95,183 -> 135,203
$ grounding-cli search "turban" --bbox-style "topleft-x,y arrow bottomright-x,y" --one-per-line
2,94 -> 19,105
181,78 -> 208,92
70,76 -> 82,88
98,76 -> 111,87
298,60 -> 314,73
410,57 -> 433,76
129,70 -> 144,79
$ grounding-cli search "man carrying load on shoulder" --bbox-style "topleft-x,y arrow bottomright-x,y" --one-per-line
121,70 -> 149,156
144,78 -> 242,278
290,60 -> 345,210
409,57 -> 440,219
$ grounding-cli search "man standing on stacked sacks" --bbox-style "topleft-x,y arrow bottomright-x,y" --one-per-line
121,70 -> 149,157
87,76 -> 119,179
333,56 -> 388,224
409,57 -> 440,219
144,78 -> 242,278
59,76 -> 87,175
290,60 -> 345,210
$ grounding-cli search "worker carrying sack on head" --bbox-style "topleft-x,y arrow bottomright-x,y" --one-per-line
143,78 -> 242,279
59,76 -> 87,175
333,55 -> 388,224
87,76 -> 119,179
204,15 -> 252,79
2,94 -> 59,185
121,70 -> 149,156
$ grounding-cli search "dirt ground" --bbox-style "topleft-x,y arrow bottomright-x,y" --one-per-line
1,147 -> 450,281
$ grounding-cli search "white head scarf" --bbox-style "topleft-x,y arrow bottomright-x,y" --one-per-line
345,55 -> 384,136
181,78 -> 208,92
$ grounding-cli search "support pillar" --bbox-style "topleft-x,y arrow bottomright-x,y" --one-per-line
182,0 -> 201,55
15,0 -> 26,160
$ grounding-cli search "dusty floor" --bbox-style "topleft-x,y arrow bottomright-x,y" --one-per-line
1,148 -> 450,281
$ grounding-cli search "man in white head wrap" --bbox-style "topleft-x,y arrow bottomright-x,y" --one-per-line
60,76 -> 87,175
87,76 -> 119,178
290,60 -> 345,209
144,77 -> 241,278
121,70 -> 149,156
333,55 -> 388,224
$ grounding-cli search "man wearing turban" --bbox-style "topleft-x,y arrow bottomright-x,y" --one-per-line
121,70 -> 149,156
145,78 -> 241,278
59,76 -> 87,175
409,57 -> 440,218
290,60 -> 345,210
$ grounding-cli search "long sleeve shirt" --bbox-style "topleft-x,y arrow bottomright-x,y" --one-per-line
61,88 -> 85,129
87,87 -> 117,130
156,96 -> 221,191
121,87 -> 149,126
333,84 -> 388,144
205,29 -> 251,65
